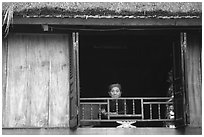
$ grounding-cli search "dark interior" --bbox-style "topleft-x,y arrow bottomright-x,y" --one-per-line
79,31 -> 173,98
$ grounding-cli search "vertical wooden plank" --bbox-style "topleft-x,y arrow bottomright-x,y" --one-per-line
2,38 -> 8,127
69,32 -> 79,128
181,32 -> 187,125
5,34 -> 28,127
75,32 -> 80,124
186,32 -> 202,127
172,33 -> 186,127
27,34 -> 49,127
69,33 -> 76,127
48,34 -> 69,127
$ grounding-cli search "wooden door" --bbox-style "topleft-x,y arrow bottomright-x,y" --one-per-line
172,32 -> 187,127
69,32 -> 80,128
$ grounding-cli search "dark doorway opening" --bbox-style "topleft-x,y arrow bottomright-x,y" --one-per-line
79,31 -> 173,98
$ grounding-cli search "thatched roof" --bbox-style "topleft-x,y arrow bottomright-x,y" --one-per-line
2,2 -> 202,19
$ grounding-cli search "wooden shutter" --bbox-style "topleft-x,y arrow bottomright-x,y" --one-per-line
4,33 -> 70,127
47,34 -> 70,127
185,32 -> 201,127
172,32 -> 187,127
27,34 -> 70,127
2,37 -> 8,127
69,32 -> 80,128
5,34 -> 30,127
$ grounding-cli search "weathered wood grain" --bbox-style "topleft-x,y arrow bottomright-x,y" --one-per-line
186,32 -> 202,127
5,34 -> 29,127
4,33 -> 70,127
69,33 -> 78,128
48,34 -> 70,127
2,38 -> 8,127
27,34 -> 49,127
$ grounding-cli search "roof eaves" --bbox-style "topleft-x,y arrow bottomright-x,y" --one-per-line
19,14 -> 201,19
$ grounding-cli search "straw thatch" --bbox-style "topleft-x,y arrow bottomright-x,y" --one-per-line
2,2 -> 202,36
2,2 -> 202,17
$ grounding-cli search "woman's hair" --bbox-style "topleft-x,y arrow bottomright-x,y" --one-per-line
108,83 -> 122,92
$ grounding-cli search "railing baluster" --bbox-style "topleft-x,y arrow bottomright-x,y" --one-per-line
116,99 -> 118,114
90,104 -> 93,120
124,99 -> 127,115
158,104 -> 161,119
82,104 -> 85,119
99,104 -> 101,120
107,99 -> 110,120
133,99 -> 135,115
150,104 -> 152,119
79,97 -> 174,124
141,99 -> 144,119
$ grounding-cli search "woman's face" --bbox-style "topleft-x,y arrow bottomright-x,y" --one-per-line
109,87 -> 121,98
169,105 -> 174,111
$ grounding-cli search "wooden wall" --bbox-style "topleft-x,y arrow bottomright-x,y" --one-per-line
2,31 -> 202,129
2,33 -> 70,127
2,37 -> 8,128
185,32 -> 202,127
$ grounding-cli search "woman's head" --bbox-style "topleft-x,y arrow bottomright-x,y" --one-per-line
108,83 -> 122,98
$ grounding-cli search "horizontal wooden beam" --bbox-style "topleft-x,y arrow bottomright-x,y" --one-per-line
2,127 -> 202,135
13,17 -> 201,26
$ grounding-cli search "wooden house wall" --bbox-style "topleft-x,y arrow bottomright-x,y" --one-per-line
2,33 -> 70,127
185,32 -> 202,127
2,30 -> 202,129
